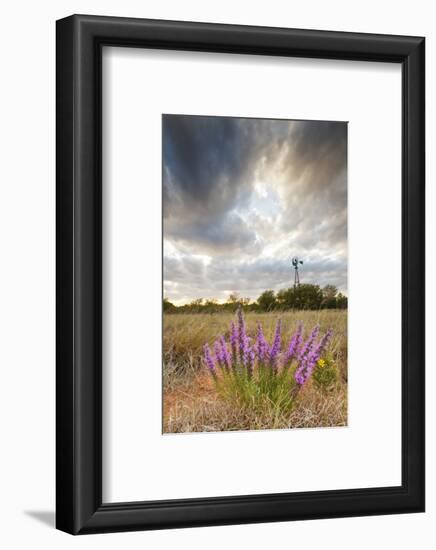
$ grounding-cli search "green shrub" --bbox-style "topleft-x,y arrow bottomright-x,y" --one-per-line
215,366 -> 298,415
312,357 -> 338,391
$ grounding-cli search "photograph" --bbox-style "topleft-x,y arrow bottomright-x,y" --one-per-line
162,114 -> 348,433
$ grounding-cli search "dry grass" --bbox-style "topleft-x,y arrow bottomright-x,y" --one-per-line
163,310 -> 347,433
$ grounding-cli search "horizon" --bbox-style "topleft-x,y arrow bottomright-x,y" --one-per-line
164,285 -> 348,308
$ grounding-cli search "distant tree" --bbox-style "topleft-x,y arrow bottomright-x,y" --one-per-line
188,298 -> 204,313
336,292 -> 348,309
322,285 -> 338,309
276,288 -> 288,309
275,284 -> 323,310
257,290 -> 277,311
204,298 -> 219,313
322,284 -> 338,299
227,292 -> 240,304
241,296 -> 251,306
295,284 -> 323,309
163,298 -> 177,312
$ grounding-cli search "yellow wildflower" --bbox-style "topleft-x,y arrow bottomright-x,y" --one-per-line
318,359 -> 326,368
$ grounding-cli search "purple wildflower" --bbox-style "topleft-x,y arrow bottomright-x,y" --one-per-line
220,335 -> 232,372
237,307 -> 247,348
285,322 -> 303,365
269,319 -> 282,371
241,342 -> 251,367
297,324 -> 320,362
295,360 -> 306,384
214,339 -> 224,369
237,307 -> 250,367
230,321 -> 238,364
305,328 -> 333,375
295,328 -> 333,385
237,307 -> 246,341
203,343 -> 217,378
295,352 -> 313,385
316,328 -> 333,358
255,322 -> 269,361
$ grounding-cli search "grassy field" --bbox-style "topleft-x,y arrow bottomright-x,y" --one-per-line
163,309 -> 347,433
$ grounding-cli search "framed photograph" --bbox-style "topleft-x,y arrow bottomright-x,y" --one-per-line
56,15 -> 425,534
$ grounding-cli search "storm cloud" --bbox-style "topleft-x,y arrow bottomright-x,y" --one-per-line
163,114 -> 347,305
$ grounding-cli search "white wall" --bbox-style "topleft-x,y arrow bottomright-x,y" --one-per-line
0,0 -> 432,548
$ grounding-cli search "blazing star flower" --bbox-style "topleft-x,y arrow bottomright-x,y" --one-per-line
241,343 -> 251,368
295,348 -> 314,384
203,343 -> 217,378
313,329 -> 333,363
297,324 -> 320,362
294,368 -> 306,385
230,321 -> 238,364
269,319 -> 282,372
237,307 -> 250,367
255,322 -> 269,361
237,306 -> 246,342
220,335 -> 232,372
295,352 -> 313,384
214,340 -> 224,369
295,328 -> 332,385
237,307 -> 248,348
285,322 -> 303,364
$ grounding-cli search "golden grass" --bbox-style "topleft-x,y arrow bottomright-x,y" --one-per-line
163,310 -> 347,433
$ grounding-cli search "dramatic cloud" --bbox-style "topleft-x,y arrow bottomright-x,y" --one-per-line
163,114 -> 347,305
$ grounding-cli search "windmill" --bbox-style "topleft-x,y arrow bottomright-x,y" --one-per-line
291,256 -> 303,287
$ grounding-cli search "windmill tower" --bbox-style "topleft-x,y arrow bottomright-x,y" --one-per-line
291,256 -> 303,287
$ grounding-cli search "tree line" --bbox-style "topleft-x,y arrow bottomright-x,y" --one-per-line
164,284 -> 347,314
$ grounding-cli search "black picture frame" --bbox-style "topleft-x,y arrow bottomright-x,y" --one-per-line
56,14 -> 425,535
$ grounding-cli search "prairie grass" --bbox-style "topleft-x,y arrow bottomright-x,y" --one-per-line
163,309 -> 347,433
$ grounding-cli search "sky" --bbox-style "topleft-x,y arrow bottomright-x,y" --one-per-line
163,114 -> 347,305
